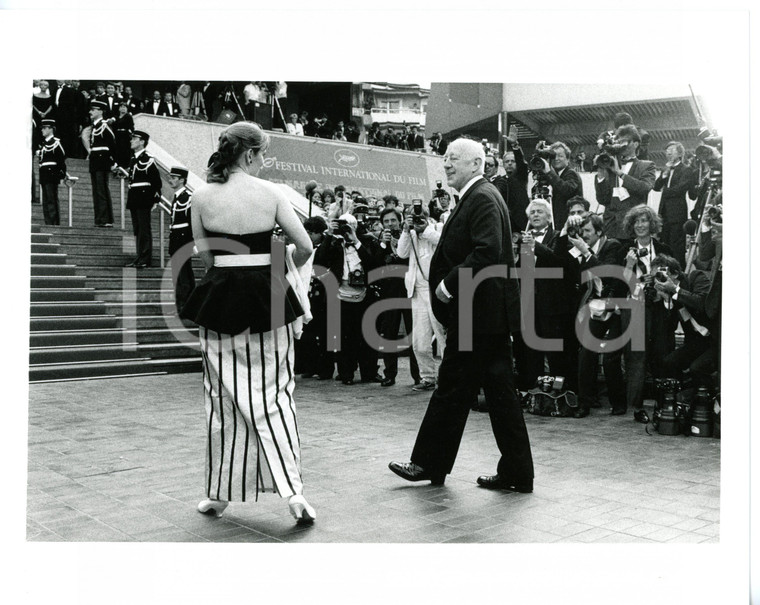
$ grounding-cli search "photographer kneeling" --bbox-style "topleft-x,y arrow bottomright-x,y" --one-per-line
314,213 -> 383,385
397,204 -> 446,391
652,255 -> 715,387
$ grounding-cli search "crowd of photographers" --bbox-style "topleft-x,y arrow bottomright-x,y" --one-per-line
293,111 -> 723,426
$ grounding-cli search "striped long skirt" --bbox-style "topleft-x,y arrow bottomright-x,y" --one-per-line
199,325 -> 303,502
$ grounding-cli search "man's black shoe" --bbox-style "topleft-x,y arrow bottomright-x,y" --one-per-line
124,260 -> 137,267
135,262 -> 151,269
380,378 -> 395,387
388,461 -> 445,485
633,409 -> 650,424
476,474 -> 533,493
573,407 -> 590,419
361,374 -> 384,384
610,407 -> 627,416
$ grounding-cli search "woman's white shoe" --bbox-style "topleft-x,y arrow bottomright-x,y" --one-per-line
288,495 -> 316,524
197,499 -> 229,518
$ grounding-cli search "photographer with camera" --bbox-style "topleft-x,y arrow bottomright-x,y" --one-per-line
484,153 -> 510,208
619,205 -> 674,422
651,254 -> 716,387
531,140 -> 583,230
513,199 -> 577,393
313,213 -> 384,385
559,213 -> 626,417
594,124 -> 656,240
654,141 -> 698,267
374,206 -> 422,387
397,203 -> 445,391
502,127 -> 530,233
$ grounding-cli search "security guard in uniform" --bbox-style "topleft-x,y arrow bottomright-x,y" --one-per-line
88,99 -> 116,227
125,130 -> 162,268
37,119 -> 68,225
167,166 -> 195,311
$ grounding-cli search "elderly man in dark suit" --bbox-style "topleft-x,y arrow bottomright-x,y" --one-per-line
389,138 -> 534,493
654,141 -> 698,267
595,124 -> 657,239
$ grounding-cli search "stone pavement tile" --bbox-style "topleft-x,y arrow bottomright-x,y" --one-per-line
479,525 -> 561,543
693,523 -> 720,537
621,523 -> 666,538
545,521 -> 596,538
40,519 -> 135,542
666,532 -> 712,544
97,510 -> 179,535
28,504 -> 85,525
696,509 -> 720,523
598,517 -> 643,532
594,532 -> 657,543
570,527 -> 616,543
671,518 -> 711,532
130,528 -> 210,542
390,522 -> 468,544
640,526 -> 692,542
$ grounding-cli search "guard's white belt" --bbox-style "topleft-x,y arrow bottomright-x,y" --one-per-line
40,162 -> 58,166
214,254 -> 271,267
171,222 -> 190,229
91,146 -> 109,151
129,182 -> 151,188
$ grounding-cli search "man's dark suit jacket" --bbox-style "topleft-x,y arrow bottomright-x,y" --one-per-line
96,93 -> 123,120
674,269 -> 711,330
505,145 -> 530,233
146,100 -> 169,116
554,236 -> 625,314
654,163 -> 697,225
523,227 -> 575,318
489,174 -> 510,214
595,159 -> 657,239
544,166 -> 583,229
429,177 -> 520,335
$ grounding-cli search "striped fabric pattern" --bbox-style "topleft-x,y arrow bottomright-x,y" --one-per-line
199,325 -> 303,502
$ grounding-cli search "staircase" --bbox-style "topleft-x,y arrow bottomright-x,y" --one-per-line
30,158 -> 203,383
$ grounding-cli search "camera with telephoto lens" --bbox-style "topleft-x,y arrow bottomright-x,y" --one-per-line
529,141 -> 556,172
567,223 -> 580,238
594,132 -> 628,169
432,181 -> 445,198
654,267 -> 669,283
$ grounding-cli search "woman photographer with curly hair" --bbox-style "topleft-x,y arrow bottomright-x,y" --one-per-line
181,122 -> 317,523
618,204 -> 673,423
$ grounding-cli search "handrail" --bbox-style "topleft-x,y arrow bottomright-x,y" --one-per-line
63,176 -> 79,227
115,166 -> 129,229
157,195 -> 173,269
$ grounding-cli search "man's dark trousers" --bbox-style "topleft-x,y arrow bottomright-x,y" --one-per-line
41,182 -> 61,225
577,313 -> 626,410
130,208 -> 153,265
380,306 -> 421,382
411,328 -> 533,483
91,171 -> 114,225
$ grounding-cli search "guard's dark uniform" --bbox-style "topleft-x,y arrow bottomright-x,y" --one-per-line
126,149 -> 162,266
38,135 -> 66,225
169,186 -> 195,311
89,117 -> 116,226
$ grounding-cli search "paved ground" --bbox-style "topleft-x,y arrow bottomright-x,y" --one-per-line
27,361 -> 720,544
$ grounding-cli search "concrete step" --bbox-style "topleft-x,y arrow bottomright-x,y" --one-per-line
116,314 -> 189,330
30,288 -> 97,302
102,301 -> 177,317
29,341 -> 199,365
30,275 -> 88,289
28,357 -> 202,383
94,289 -> 175,303
30,264 -> 78,276
30,253 -> 68,265
30,301 -> 107,317
29,326 -> 199,348
30,314 -> 118,332
31,243 -> 61,254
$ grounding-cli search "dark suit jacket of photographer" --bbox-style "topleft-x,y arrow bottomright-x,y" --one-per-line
595,159 -> 657,240
543,166 -> 583,229
313,232 -> 383,288
429,177 -> 520,335
654,163 -> 697,225
519,227 -> 575,319
505,145 -> 530,233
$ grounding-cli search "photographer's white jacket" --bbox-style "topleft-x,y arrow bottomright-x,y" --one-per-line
397,224 -> 441,297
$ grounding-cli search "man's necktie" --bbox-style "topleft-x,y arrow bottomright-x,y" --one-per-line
532,230 -> 545,238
